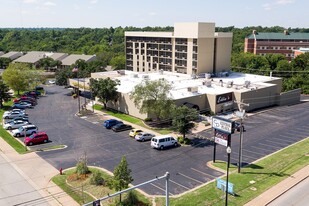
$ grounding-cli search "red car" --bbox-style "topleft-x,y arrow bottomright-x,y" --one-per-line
24,132 -> 49,146
14,96 -> 36,104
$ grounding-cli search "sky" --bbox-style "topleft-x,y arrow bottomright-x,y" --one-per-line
0,0 -> 308,28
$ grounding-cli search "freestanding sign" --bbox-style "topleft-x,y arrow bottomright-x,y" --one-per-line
214,130 -> 229,147
212,116 -> 234,134
216,178 -> 234,195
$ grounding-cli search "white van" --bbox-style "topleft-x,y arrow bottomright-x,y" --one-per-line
151,135 -> 178,150
12,125 -> 38,137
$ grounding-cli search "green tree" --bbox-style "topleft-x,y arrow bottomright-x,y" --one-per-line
171,105 -> 198,139
2,63 -> 31,95
0,80 -> 12,108
0,57 -> 12,69
107,156 -> 133,203
110,54 -> 125,70
264,54 -> 286,70
130,79 -> 174,120
89,77 -> 120,109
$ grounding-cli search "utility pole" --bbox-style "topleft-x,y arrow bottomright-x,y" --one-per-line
234,100 -> 249,173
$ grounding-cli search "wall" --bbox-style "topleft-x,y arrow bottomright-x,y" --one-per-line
215,37 -> 233,73
197,38 -> 214,74
278,89 -> 301,106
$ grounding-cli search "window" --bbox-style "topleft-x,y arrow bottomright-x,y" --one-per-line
159,139 -> 165,143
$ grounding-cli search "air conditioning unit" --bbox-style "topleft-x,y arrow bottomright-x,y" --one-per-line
244,81 -> 251,88
187,87 -> 198,93
142,75 -> 149,79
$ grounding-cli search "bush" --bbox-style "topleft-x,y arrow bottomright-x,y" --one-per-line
123,191 -> 139,206
90,171 -> 105,186
75,154 -> 89,176
177,136 -> 184,144
144,117 -> 152,122
183,138 -> 191,145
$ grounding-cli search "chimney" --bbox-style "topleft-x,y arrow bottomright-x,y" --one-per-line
284,30 -> 289,35
252,30 -> 257,35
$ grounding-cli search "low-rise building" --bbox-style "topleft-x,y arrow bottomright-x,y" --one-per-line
0,51 -> 23,60
61,54 -> 96,68
293,48 -> 309,58
87,70 -> 300,119
13,51 -> 68,66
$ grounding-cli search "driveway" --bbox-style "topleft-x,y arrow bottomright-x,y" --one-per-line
27,85 -> 309,196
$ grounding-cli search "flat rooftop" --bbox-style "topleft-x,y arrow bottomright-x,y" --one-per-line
91,70 -> 281,99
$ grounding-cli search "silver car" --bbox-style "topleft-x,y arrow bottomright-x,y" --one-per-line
3,111 -> 27,119
135,132 -> 155,142
3,120 -> 29,130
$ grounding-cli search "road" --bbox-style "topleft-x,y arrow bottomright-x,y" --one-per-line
25,85 -> 309,195
0,154 -> 50,206
267,177 -> 309,206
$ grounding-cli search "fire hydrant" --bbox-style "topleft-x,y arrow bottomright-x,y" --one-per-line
59,168 -> 63,175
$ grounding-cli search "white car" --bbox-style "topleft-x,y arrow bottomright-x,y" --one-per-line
12,125 -> 38,137
3,111 -> 27,119
49,79 -> 56,84
135,132 -> 155,142
151,135 -> 178,150
4,109 -> 25,115
3,120 -> 29,130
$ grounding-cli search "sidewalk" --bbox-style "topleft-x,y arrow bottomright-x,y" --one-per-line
244,164 -> 309,206
0,137 -> 79,206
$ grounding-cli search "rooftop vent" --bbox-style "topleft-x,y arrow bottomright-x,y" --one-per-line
284,30 -> 290,35
203,81 -> 212,87
205,73 -> 211,79
252,30 -> 257,35
187,86 -> 198,93
244,80 -> 251,88
226,81 -> 233,88
117,70 -> 125,75
159,69 -> 164,75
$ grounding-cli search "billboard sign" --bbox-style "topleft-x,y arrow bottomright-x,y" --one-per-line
214,130 -> 229,146
212,116 -> 234,134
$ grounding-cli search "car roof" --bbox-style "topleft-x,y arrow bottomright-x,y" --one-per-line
35,132 -> 47,136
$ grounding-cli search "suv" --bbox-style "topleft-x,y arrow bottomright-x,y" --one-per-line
151,135 -> 178,150
103,119 -> 123,129
12,125 -> 38,137
24,132 -> 49,146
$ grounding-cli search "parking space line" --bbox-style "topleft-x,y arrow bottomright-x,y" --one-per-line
150,183 -> 174,195
177,172 -> 204,184
190,168 -> 215,179
251,146 -> 274,153
284,132 -> 304,137
243,149 -> 265,156
271,137 -> 295,143
169,179 -> 191,190
241,153 -> 257,160
279,134 -> 300,140
259,143 -> 282,149
264,140 -> 289,147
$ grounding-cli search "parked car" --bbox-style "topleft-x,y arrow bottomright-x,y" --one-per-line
14,97 -> 36,104
151,135 -> 178,150
4,109 -> 25,115
12,125 -> 38,137
24,132 -> 49,146
22,91 -> 37,99
135,132 -> 155,142
129,129 -> 143,137
3,111 -> 27,119
12,103 -> 31,109
19,100 -> 36,106
11,116 -> 29,122
3,120 -> 29,130
49,79 -> 56,84
35,86 -> 44,90
13,102 -> 33,108
103,119 -> 123,129
111,123 -> 133,132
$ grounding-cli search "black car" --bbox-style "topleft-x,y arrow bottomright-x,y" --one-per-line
19,100 -> 36,106
111,123 -> 133,132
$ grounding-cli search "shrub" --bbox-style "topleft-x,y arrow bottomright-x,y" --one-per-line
177,136 -> 184,144
123,191 -> 139,206
144,117 -> 152,122
90,171 -> 105,186
183,138 -> 191,145
75,154 -> 89,176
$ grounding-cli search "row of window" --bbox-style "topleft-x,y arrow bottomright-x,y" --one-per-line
259,53 -> 294,57
258,46 -> 300,50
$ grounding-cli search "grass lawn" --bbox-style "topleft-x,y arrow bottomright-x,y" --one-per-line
94,104 -> 172,135
52,167 -> 151,206
155,137 -> 309,206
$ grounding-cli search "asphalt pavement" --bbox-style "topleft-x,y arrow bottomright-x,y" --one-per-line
26,85 -> 309,196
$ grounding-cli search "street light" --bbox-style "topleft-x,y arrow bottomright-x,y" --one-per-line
72,67 -> 80,113
225,146 -> 231,206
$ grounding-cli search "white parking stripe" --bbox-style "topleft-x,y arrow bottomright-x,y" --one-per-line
265,140 -> 289,146
279,134 -> 300,140
177,172 -> 204,184
241,154 -> 257,160
150,183 -> 174,195
271,137 -> 295,143
251,146 -> 274,152
243,149 -> 265,156
259,143 -> 282,149
191,168 -> 215,179
169,179 -> 191,190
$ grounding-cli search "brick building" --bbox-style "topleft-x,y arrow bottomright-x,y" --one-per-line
244,30 -> 309,60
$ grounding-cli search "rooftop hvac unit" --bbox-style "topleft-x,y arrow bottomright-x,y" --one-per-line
205,73 -> 211,79
131,74 -> 138,78
244,81 -> 251,88
226,81 -> 233,88
142,75 -> 149,79
187,86 -> 198,93
117,70 -> 125,75
159,69 -> 164,75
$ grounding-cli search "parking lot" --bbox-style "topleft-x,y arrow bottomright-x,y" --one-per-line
25,85 -> 309,196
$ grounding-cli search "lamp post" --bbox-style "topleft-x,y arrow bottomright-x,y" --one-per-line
225,146 -> 231,206
72,67 -> 80,113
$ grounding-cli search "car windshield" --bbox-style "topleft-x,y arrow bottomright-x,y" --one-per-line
18,127 -> 24,132
29,134 -> 35,139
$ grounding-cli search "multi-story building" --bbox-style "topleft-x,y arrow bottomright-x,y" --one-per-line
125,22 -> 233,75
244,30 -> 309,60
293,47 -> 309,58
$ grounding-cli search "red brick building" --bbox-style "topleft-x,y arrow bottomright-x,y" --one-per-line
244,30 -> 309,60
